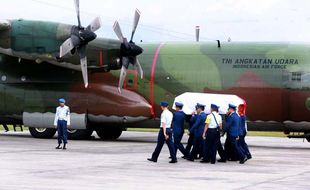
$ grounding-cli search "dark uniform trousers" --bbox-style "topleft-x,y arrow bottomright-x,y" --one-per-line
151,128 -> 177,161
190,136 -> 203,159
174,132 -> 189,157
57,120 -> 68,144
203,128 -> 218,163
217,132 -> 226,160
227,135 -> 245,160
238,135 -> 251,157
185,133 -> 194,153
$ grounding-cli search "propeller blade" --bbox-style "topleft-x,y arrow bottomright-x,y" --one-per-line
118,57 -> 130,92
118,65 -> 127,93
59,38 -> 74,58
59,35 -> 80,58
130,9 -> 141,42
134,58 -> 143,79
113,21 -> 124,43
74,0 -> 81,28
86,17 -> 102,32
78,45 -> 88,88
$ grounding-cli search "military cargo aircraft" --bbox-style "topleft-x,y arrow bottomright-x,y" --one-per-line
0,0 -> 309,141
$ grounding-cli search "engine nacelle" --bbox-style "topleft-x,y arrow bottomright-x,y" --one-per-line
7,19 -> 72,54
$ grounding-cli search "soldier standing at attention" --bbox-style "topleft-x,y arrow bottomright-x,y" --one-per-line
148,101 -> 177,163
54,98 -> 70,150
201,104 -> 222,164
187,103 -> 206,161
225,104 -> 248,164
238,104 -> 252,160
172,102 -> 189,158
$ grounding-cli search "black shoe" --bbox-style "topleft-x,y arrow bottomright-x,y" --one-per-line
228,158 -> 239,161
55,145 -> 62,149
186,158 -> 194,162
218,159 -> 227,163
63,144 -> 67,150
239,157 -> 248,164
169,160 -> 178,163
247,155 -> 252,160
200,160 -> 210,163
147,158 -> 157,163
210,162 -> 216,164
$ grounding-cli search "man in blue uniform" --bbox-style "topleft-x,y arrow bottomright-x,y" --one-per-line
187,103 -> 206,161
224,104 -> 248,164
148,101 -> 177,163
54,98 -> 70,150
238,104 -> 252,159
201,104 -> 222,164
185,113 -> 197,156
172,102 -> 189,158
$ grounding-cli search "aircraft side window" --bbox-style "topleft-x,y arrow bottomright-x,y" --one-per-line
292,72 -> 301,82
127,79 -> 134,86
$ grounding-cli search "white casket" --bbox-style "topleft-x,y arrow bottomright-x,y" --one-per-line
172,92 -> 246,115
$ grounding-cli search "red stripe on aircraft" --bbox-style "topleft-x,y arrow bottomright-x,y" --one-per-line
150,43 -> 165,117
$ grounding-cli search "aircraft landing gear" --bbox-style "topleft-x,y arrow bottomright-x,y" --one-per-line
95,127 -> 123,140
29,127 -> 56,139
67,128 -> 94,140
29,127 -> 93,140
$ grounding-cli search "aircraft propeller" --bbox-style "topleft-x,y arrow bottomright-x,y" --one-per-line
59,0 -> 102,88
113,9 -> 144,93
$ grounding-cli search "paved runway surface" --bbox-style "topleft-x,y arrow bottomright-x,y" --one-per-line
0,131 -> 309,190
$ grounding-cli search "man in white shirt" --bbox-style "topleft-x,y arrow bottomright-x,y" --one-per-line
148,101 -> 177,163
54,98 -> 70,150
201,104 -> 222,164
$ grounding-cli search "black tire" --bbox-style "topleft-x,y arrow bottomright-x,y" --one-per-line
29,127 -> 56,139
67,129 -> 94,140
96,127 -> 123,140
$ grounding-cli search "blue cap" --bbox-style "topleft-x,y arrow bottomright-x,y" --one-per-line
211,104 -> 219,109
228,104 -> 236,110
196,103 -> 205,109
175,102 -> 184,108
160,101 -> 169,107
59,98 -> 66,103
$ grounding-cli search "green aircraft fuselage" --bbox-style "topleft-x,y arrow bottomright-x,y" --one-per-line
1,19 -> 310,134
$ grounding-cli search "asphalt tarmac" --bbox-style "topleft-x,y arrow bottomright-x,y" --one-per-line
0,131 -> 309,190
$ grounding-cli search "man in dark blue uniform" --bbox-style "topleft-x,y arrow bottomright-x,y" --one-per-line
187,103 -> 206,161
224,104 -> 248,164
172,102 -> 190,158
185,113 -> 197,156
148,101 -> 177,163
201,104 -> 223,164
238,104 -> 252,159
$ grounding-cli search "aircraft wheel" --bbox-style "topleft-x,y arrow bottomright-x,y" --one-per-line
95,127 -> 123,140
67,128 -> 94,140
29,127 -> 56,139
